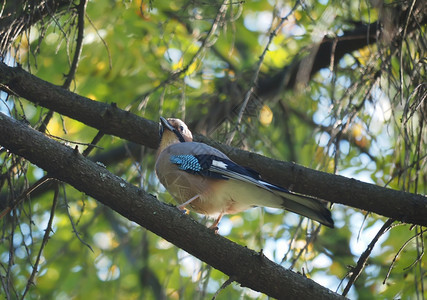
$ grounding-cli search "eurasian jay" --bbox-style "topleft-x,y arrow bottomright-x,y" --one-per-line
155,117 -> 334,229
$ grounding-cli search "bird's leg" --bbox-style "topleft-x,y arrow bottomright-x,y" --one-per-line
177,194 -> 200,210
209,213 -> 223,233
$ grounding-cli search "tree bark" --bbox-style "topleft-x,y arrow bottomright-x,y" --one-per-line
1,62 -> 426,226
196,0 -> 427,132
0,112 -> 345,300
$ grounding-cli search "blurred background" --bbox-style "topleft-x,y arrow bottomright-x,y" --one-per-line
0,0 -> 426,298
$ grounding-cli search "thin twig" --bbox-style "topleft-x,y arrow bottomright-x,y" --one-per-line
38,110 -> 54,133
4,176 -> 17,300
414,227 -> 425,297
0,176 -> 54,219
0,131 -> 103,220
212,277 -> 234,300
198,264 -> 212,300
137,0 -> 230,103
84,12 -> 112,69
21,183 -> 59,299
226,0 -> 300,145
404,227 -> 424,271
281,218 -> 303,263
37,0 -> 87,132
383,226 -> 427,285
342,218 -> 395,296
45,132 -> 104,150
289,223 -> 321,270
62,0 -> 87,89
279,99 -> 377,161
62,183 -> 94,252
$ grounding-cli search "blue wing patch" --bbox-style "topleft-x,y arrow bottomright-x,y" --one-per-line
170,154 -> 226,179
170,154 -> 265,184
171,154 -> 296,194
170,154 -> 292,193
170,155 -> 202,172
168,154 -> 333,226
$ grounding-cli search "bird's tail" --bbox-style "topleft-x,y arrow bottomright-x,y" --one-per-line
274,190 -> 334,228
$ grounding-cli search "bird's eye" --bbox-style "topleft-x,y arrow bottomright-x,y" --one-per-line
179,125 -> 184,132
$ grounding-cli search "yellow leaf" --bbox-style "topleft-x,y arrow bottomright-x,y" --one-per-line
259,105 -> 273,126
185,60 -> 199,75
351,123 -> 363,139
96,61 -> 107,72
172,59 -> 183,71
356,45 -> 375,66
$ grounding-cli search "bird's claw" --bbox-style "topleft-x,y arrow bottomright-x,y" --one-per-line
209,224 -> 219,234
176,205 -> 189,214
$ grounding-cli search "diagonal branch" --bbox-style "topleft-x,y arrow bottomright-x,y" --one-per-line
62,0 -> 87,89
0,112 -> 345,300
0,62 -> 427,226
199,1 -> 427,131
0,62 -> 159,148
341,218 -> 395,296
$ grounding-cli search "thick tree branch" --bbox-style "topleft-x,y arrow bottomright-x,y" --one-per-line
0,62 -> 159,148
257,23 -> 378,97
0,62 -> 426,226
262,0 -> 427,94
199,1 -> 427,131
0,112 -> 345,299
198,135 -> 427,227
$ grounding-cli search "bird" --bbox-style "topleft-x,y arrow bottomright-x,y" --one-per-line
155,117 -> 334,229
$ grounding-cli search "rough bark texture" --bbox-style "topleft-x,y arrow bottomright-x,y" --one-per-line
197,1 -> 427,132
0,112 -> 345,300
1,62 -> 426,226
196,136 -> 427,226
0,62 -> 159,148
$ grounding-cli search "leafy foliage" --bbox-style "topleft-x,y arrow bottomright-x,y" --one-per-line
0,0 -> 425,299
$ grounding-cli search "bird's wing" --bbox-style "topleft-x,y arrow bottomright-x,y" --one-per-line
166,142 -> 294,193
165,143 -> 334,228
169,153 -> 269,187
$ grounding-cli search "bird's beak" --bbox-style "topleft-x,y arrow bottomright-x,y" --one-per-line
159,116 -> 186,143
159,116 -> 174,138
160,116 -> 175,133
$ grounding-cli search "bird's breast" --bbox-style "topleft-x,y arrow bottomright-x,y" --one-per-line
155,150 -> 263,216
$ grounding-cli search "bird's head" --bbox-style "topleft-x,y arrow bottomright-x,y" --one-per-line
158,117 -> 193,152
